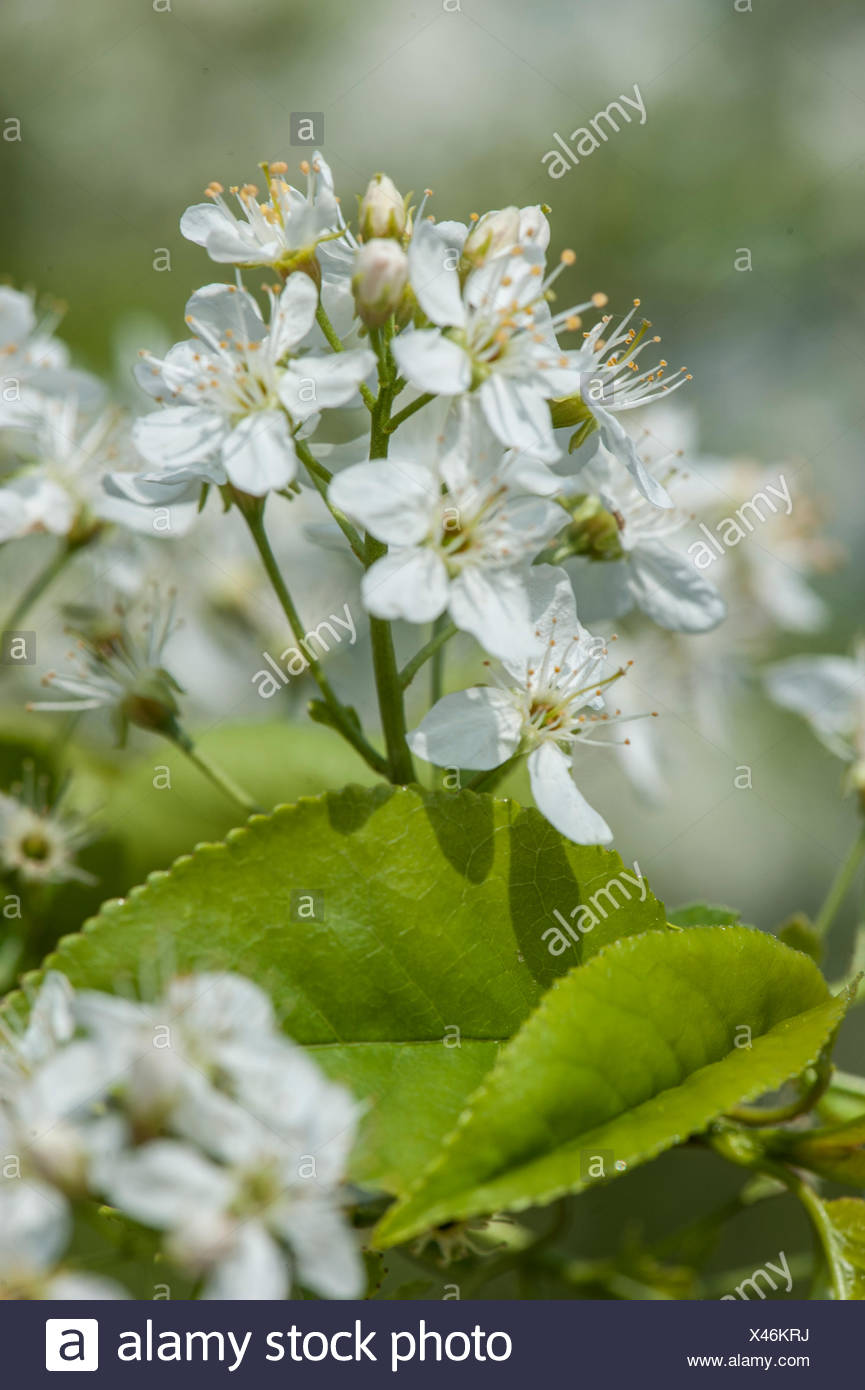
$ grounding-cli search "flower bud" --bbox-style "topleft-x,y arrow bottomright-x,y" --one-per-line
352,239 -> 409,327
461,206 -> 521,269
359,173 -> 406,241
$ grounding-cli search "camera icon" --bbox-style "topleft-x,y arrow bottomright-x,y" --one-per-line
45,1319 -> 99,1371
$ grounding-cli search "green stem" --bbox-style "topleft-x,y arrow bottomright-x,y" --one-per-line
726,1052 -> 833,1126
171,731 -> 260,815
366,337 -> 415,785
239,498 -> 388,777
315,302 -> 375,412
386,391 -> 436,434
294,439 -> 366,561
2,541 -> 77,632
399,621 -> 457,690
429,613 -> 448,708
813,824 -> 865,940
710,1132 -> 848,1299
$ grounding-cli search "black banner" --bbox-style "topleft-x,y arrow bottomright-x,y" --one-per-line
11,1298 -> 852,1386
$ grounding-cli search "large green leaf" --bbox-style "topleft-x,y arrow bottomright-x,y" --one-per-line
10,784 -> 666,1194
374,928 -> 847,1247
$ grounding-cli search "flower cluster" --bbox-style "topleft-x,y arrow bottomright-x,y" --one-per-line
1,151 -> 833,850
0,970 -> 361,1300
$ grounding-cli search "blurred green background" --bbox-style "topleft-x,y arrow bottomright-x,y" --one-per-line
2,0 -> 864,1292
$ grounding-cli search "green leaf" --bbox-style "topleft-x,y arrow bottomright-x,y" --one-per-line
94,721 -> 377,884
668,902 -> 741,928
820,1198 -> 865,1298
373,928 -> 847,1247
9,785 -> 666,1195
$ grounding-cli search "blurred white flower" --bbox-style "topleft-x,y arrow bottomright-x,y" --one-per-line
0,396 -> 147,543
409,565 -> 639,843
765,646 -> 865,793
28,589 -> 185,745
0,766 -> 94,888
0,1181 -> 127,1299
560,449 -> 726,634
75,972 -> 280,1129
104,1041 -> 362,1300
124,279 -> 373,499
0,288 -> 99,426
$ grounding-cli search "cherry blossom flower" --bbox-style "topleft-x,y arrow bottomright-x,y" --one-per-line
123,278 -> 373,500
409,566 -> 641,843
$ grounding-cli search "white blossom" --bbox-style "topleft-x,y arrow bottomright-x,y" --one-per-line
0,396 -> 148,542
123,278 -> 373,499
409,566 -> 642,843
560,448 -> 726,633
329,413 -> 565,659
28,589 -> 185,744
0,1182 -> 127,1299
103,1037 -> 363,1300
0,288 -> 98,426
765,645 -> 865,793
394,223 -> 591,460
180,155 -> 345,272
0,768 -> 94,888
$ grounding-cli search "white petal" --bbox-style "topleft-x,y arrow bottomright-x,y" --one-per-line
407,220 -> 466,327
528,742 -> 612,845
184,283 -> 265,352
0,1182 -> 68,1278
628,541 -> 727,633
276,1199 -> 363,1299
279,348 -> 374,420
179,203 -> 229,247
0,285 -> 36,347
0,488 -> 29,541
408,687 -> 523,769
20,971 -> 75,1064
133,405 -> 225,471
480,374 -> 559,460
104,1140 -> 232,1230
564,557 -> 635,625
500,565 -> 582,679
392,330 -> 471,396
328,458 -> 435,544
221,411 -> 297,495
590,403 -> 672,508
764,656 -> 864,734
518,204 -> 551,250
449,566 -> 536,661
361,549 -> 449,622
167,972 -> 276,1041
270,274 -> 320,357
203,1225 -> 289,1301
